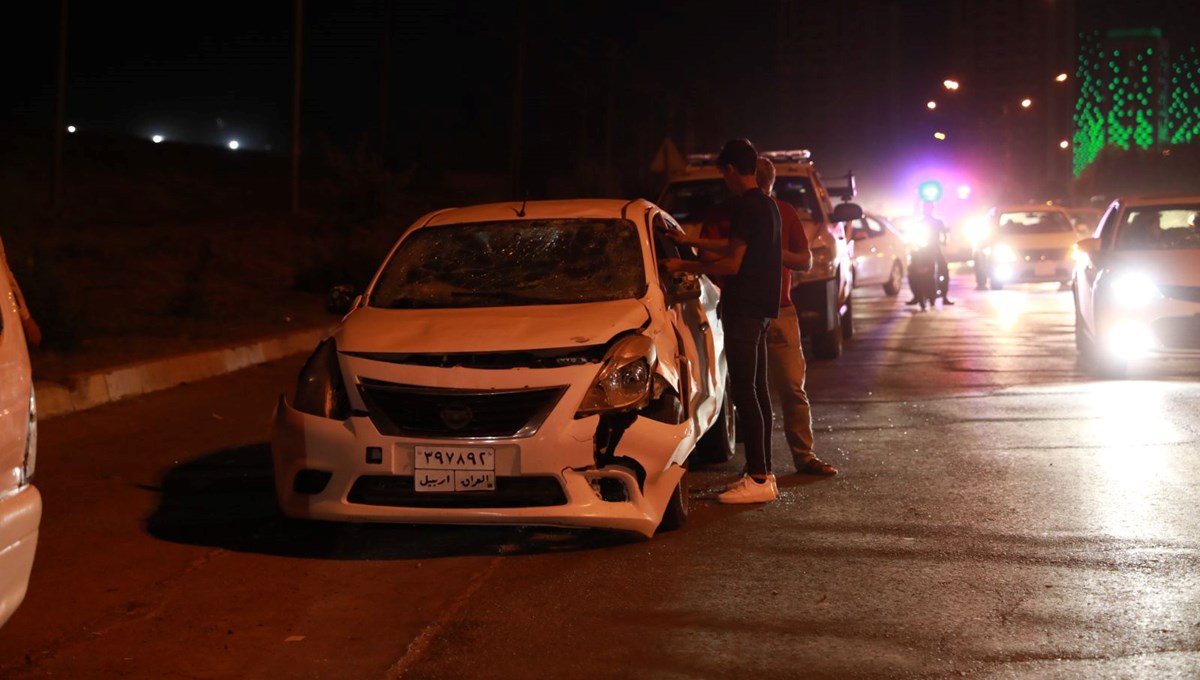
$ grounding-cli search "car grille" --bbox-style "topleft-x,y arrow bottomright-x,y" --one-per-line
1159,285 -> 1200,303
357,379 -> 567,438
1152,316 -> 1200,350
1017,248 -> 1069,262
347,475 -> 567,508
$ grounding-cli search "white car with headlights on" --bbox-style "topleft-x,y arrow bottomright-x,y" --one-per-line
973,205 -> 1078,290
0,247 -> 39,628
271,199 -> 732,538
847,212 -> 907,296
1073,196 -> 1200,375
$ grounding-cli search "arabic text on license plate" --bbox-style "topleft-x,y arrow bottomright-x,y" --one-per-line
414,470 -> 496,493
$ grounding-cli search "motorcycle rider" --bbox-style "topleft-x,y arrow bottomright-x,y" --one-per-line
906,201 -> 955,306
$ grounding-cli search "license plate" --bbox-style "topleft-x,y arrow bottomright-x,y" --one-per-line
1034,261 -> 1056,276
414,445 -> 496,493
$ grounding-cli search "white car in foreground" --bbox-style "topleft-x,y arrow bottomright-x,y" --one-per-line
1073,196 -> 1200,375
272,199 -> 732,537
0,249 -> 39,628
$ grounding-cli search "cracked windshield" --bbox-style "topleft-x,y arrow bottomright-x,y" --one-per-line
369,218 -> 647,308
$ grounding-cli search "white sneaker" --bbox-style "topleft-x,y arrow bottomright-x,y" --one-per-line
716,474 -> 778,504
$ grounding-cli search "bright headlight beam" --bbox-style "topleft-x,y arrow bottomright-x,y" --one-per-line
1110,273 -> 1161,307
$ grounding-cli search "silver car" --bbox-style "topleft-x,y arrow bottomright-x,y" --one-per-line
1073,196 -> 1200,375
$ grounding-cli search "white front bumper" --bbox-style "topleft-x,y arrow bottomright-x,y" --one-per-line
271,396 -> 691,538
0,484 -> 41,628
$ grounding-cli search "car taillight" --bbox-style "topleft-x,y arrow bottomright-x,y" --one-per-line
293,338 -> 352,420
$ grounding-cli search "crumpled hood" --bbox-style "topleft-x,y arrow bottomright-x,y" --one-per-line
1109,249 -> 1200,288
336,298 -> 650,353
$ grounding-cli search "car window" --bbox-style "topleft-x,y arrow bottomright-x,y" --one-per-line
658,179 -> 730,223
1115,205 -> 1200,250
774,176 -> 820,219
369,219 -> 648,309
996,211 -> 1073,234
864,217 -> 885,235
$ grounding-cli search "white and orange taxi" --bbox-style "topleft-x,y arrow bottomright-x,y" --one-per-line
271,199 -> 731,537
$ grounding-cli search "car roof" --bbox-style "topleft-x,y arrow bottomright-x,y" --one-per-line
1113,195 -> 1200,208
419,198 -> 657,227
667,150 -> 817,182
994,204 -> 1071,214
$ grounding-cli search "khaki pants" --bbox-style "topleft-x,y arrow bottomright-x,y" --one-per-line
766,305 -> 814,459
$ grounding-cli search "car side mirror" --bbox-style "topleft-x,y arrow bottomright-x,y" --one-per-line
327,284 -> 359,315
831,202 -> 863,222
665,272 -> 702,305
1075,237 -> 1102,266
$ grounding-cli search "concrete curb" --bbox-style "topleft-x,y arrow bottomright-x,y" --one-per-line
35,325 -> 332,420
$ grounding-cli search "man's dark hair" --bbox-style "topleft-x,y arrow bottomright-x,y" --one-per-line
716,138 -> 758,175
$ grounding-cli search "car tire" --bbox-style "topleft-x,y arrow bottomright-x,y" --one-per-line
883,261 -> 903,296
841,293 -> 854,340
694,381 -> 736,464
657,468 -> 689,533
812,314 -> 844,360
1073,291 -> 1094,356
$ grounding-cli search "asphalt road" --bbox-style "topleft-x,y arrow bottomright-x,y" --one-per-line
3,271 -> 1199,679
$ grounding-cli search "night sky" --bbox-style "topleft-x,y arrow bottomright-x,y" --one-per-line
4,1 -> 1199,202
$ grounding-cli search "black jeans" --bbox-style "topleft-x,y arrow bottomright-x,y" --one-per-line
724,315 -> 773,477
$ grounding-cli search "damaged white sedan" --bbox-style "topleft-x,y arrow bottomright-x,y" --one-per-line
271,199 -> 732,537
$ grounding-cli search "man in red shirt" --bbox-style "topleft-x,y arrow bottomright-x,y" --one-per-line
700,157 -> 837,476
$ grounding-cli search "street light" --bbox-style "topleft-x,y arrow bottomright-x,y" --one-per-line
66,125 -> 76,133
1059,140 -> 1070,149
943,79 -> 960,91
927,100 -> 937,110
1055,73 -> 1069,82
228,140 -> 240,150
152,134 -> 164,144
1020,98 -> 1033,108
933,131 -> 947,140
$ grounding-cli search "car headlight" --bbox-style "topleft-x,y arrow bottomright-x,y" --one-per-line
905,223 -> 931,248
576,335 -> 658,416
1109,273 -> 1161,308
992,243 -> 1018,262
293,338 -> 352,420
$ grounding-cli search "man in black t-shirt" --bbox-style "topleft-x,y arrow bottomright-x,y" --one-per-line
663,138 -> 781,504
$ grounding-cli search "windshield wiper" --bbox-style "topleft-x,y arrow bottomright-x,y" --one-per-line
450,290 -> 574,305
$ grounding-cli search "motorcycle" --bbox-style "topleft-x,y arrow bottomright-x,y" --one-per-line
905,219 -> 943,311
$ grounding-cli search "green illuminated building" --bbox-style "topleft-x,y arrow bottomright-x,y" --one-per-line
1073,27 -> 1200,175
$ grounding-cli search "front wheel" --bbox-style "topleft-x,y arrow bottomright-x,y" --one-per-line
974,255 -> 988,289
840,293 -> 854,340
812,314 -> 844,360
657,468 -> 689,532
883,261 -> 903,296
694,379 -> 736,464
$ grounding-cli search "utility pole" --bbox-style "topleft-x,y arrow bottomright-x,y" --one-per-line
291,0 -> 303,214
510,0 -> 526,197
379,0 -> 391,169
52,0 -> 68,214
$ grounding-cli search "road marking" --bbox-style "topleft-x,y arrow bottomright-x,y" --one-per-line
384,556 -> 502,679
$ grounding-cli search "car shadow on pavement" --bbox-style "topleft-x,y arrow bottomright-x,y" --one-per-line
144,443 -> 641,560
